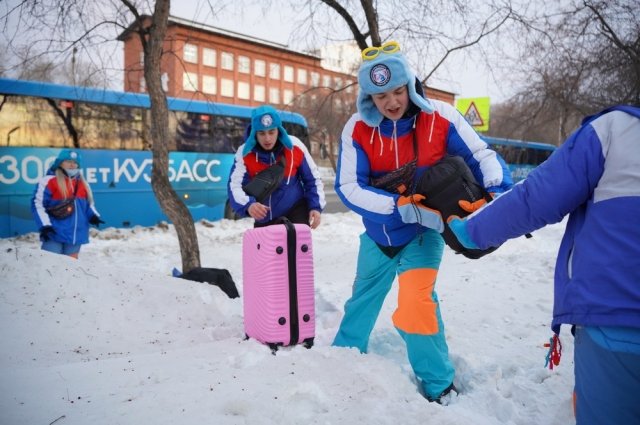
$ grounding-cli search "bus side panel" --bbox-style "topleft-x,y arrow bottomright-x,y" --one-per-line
0,147 -> 234,238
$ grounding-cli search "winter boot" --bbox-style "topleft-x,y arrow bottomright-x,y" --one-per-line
427,383 -> 459,406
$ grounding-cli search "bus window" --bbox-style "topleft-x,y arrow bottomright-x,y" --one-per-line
0,78 -> 309,236
282,122 -> 310,148
484,137 -> 556,182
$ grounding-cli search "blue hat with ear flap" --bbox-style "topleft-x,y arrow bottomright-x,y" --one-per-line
51,149 -> 82,171
242,105 -> 293,155
357,45 -> 434,127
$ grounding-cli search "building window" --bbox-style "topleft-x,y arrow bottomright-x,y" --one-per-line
254,85 -> 265,102
139,52 -> 144,65
139,77 -> 146,92
334,77 -> 343,89
269,63 -> 280,79
269,87 -> 280,104
184,43 -> 198,64
311,72 -> 320,86
238,56 -> 250,74
283,65 -> 294,82
203,48 -> 216,67
322,75 -> 331,87
221,78 -> 234,97
297,68 -> 307,85
283,89 -> 294,104
221,52 -> 234,71
183,72 -> 198,91
161,73 -> 169,92
203,75 -> 217,94
237,81 -> 250,99
254,59 -> 266,77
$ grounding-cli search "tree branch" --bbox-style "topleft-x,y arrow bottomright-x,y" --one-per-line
320,0 -> 369,49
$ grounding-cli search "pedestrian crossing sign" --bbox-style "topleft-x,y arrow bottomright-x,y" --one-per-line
456,97 -> 490,132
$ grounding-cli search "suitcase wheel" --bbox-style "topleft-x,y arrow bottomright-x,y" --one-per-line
268,342 -> 283,354
302,337 -> 314,349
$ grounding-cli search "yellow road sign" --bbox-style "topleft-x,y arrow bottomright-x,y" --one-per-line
456,97 -> 490,132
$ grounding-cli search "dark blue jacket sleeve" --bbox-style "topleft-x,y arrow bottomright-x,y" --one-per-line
467,124 -> 604,249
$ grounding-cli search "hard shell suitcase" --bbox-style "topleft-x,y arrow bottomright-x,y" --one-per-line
242,219 -> 315,350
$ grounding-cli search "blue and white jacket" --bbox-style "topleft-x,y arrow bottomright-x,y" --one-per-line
31,170 -> 100,245
466,106 -> 640,333
335,100 -> 513,247
227,136 -> 325,224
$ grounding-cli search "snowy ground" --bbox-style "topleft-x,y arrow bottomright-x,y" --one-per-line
0,212 -> 575,425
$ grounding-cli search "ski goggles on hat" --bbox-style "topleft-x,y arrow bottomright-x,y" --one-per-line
361,41 -> 401,61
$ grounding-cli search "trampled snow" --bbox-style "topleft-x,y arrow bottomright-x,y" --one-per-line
0,212 -> 575,425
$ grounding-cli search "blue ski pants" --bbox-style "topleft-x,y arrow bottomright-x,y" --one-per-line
574,326 -> 640,424
332,231 -> 455,399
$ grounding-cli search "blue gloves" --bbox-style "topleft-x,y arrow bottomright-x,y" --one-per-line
447,216 -> 479,249
397,194 -> 444,233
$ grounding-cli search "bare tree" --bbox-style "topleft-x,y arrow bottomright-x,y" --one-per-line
120,1 -> 201,272
292,1 -> 518,89
283,0 -> 520,154
3,0 -> 203,272
490,0 -> 640,144
288,83 -> 357,169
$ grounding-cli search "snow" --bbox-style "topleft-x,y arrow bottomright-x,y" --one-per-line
0,213 -> 575,425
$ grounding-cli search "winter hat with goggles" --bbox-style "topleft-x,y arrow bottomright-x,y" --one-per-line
51,149 -> 82,171
357,41 -> 434,127
242,105 -> 293,155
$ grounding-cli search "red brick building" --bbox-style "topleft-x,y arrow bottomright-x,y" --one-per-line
118,16 -> 456,163
118,16 -> 455,108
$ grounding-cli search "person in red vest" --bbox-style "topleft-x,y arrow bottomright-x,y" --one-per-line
31,149 -> 104,258
227,105 -> 325,228
332,41 -> 512,404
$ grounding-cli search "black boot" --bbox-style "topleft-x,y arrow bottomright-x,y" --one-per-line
427,383 -> 459,405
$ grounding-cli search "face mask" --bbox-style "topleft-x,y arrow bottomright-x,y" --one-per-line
64,168 -> 81,178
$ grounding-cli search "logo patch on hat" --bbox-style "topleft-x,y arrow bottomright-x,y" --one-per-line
370,64 -> 391,87
260,114 -> 274,128
70,151 -> 78,159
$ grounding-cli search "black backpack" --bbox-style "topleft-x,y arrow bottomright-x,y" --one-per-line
416,155 -> 498,259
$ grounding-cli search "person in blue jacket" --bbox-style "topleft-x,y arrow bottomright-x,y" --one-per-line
448,106 -> 640,424
228,105 -> 326,228
332,41 -> 513,404
31,149 -> 104,258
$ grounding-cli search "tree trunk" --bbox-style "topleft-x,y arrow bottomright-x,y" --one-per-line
143,0 -> 201,272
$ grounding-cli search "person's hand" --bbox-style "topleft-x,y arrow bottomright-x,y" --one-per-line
459,191 -> 503,213
447,216 -> 479,249
89,215 -> 105,228
397,194 -> 444,232
39,225 -> 56,242
458,199 -> 487,213
248,202 -> 269,221
309,210 -> 321,229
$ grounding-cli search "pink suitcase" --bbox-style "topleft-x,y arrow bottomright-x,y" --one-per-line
242,220 -> 315,350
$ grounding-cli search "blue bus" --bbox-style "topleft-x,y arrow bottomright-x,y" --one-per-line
482,136 -> 556,182
0,78 -> 308,238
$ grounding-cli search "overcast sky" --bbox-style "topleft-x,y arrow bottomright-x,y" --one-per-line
0,0 -> 507,103
170,1 -> 505,102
